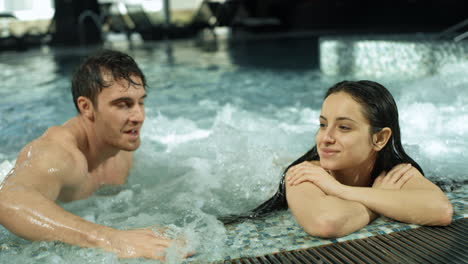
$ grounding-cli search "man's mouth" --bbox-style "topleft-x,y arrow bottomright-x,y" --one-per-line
124,129 -> 139,135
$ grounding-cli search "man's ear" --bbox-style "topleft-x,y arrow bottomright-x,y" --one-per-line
77,96 -> 95,121
372,127 -> 392,151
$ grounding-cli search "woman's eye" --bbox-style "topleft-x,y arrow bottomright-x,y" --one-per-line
339,125 -> 350,130
319,123 -> 326,128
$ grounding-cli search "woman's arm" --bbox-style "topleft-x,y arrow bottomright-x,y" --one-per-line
288,163 -> 453,226
286,164 -> 378,238
338,166 -> 453,226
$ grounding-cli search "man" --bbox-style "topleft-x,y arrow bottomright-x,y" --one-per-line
0,50 -> 172,260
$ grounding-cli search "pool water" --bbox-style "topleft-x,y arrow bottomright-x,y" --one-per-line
0,34 -> 467,263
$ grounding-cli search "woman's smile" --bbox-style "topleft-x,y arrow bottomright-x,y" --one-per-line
319,147 -> 340,157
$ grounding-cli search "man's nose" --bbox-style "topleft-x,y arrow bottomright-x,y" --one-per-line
130,104 -> 145,123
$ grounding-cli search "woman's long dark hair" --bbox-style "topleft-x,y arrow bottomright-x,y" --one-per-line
219,80 -> 423,224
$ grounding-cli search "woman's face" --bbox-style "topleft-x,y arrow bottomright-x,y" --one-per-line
316,92 -> 377,171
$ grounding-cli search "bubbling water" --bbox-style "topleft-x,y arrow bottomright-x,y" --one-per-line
0,37 -> 466,263
396,62 -> 468,185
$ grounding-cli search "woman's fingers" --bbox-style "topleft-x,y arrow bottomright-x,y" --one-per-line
287,163 -> 316,185
288,170 -> 304,185
286,164 -> 305,182
394,168 -> 415,187
286,171 -> 295,183
374,163 -> 415,190
372,173 -> 384,187
386,163 -> 412,183
290,175 -> 310,186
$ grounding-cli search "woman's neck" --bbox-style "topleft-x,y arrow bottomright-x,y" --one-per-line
330,158 -> 376,187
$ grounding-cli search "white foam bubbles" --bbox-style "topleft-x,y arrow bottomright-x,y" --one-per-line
395,60 -> 468,181
142,113 -> 212,151
0,159 -> 14,184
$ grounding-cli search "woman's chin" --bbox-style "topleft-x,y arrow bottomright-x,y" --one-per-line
318,161 -> 332,170
318,160 -> 339,171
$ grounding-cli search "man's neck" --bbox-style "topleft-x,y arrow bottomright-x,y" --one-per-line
65,116 -> 120,172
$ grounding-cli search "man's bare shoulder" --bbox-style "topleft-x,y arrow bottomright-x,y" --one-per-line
11,126 -> 87,189
23,126 -> 82,161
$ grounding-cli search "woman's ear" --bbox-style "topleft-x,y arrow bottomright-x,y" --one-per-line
77,96 -> 95,121
373,127 -> 392,151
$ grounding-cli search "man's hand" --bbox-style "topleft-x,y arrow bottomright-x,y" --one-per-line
286,161 -> 344,196
372,163 -> 414,190
102,228 -> 172,260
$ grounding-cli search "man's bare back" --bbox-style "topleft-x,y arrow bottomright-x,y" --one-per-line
0,50 -> 177,260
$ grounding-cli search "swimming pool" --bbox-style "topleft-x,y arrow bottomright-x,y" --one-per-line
0,34 -> 467,263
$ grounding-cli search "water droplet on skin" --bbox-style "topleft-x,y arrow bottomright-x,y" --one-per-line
27,146 -> 32,159
47,168 -> 59,174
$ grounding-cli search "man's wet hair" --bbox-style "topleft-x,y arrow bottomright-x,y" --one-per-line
71,49 -> 146,112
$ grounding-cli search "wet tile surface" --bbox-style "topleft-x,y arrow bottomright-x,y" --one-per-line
222,188 -> 467,260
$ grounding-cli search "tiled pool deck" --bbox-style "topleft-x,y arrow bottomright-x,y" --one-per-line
219,188 -> 467,261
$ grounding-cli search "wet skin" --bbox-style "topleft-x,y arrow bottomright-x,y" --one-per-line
0,76 -> 180,260
284,92 -> 453,238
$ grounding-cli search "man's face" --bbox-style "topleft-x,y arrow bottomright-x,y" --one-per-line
93,75 -> 146,151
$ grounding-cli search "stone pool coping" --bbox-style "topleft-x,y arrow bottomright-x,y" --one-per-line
217,188 -> 467,262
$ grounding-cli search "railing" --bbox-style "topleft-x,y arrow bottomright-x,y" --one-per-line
77,9 -> 105,45
437,18 -> 468,42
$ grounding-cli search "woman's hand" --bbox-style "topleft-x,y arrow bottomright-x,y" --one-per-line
286,161 -> 344,196
372,163 -> 414,190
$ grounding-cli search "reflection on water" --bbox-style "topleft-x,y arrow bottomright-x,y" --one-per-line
0,35 -> 467,262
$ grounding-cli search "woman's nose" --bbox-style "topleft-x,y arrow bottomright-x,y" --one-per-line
323,128 -> 336,144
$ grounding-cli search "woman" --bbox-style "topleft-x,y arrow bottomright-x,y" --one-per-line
222,80 -> 453,238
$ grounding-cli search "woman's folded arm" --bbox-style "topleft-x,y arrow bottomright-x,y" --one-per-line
337,169 -> 453,226
286,182 -> 377,238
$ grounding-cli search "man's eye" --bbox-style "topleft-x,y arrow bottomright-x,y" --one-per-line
117,102 -> 129,108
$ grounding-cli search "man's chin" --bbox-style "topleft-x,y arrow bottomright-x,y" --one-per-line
119,142 -> 140,152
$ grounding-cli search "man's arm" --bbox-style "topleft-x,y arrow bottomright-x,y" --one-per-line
286,182 -> 377,238
0,142 -> 171,259
0,182 -> 110,245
